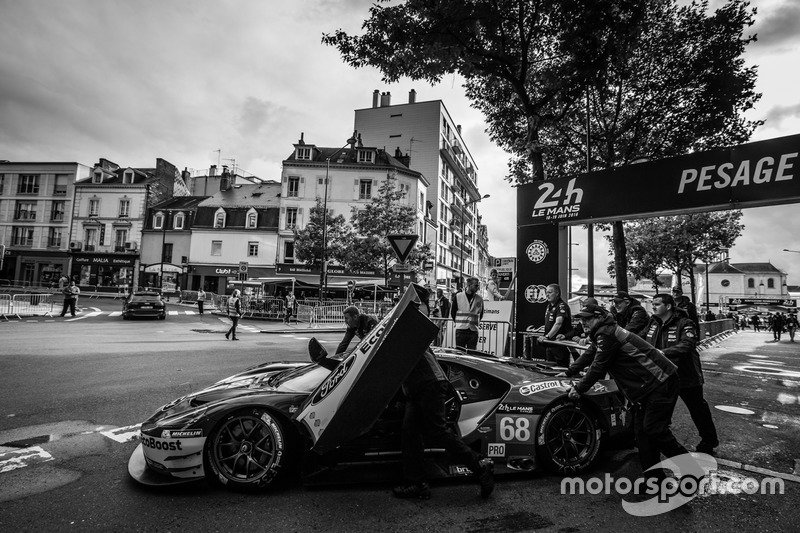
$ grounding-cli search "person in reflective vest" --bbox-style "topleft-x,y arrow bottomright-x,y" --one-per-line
225,289 -> 242,340
451,277 -> 484,350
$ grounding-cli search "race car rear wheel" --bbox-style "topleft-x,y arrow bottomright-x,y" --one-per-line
536,401 -> 601,474
205,407 -> 287,491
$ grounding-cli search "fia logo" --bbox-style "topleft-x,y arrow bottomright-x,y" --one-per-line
524,285 -> 548,304
531,178 -> 584,221
526,240 -> 549,263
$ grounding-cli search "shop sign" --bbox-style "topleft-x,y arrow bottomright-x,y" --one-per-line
73,254 -> 137,266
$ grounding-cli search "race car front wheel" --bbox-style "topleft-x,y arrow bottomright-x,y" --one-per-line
205,407 -> 287,491
536,401 -> 601,474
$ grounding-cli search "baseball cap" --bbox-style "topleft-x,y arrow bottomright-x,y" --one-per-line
612,291 -> 631,303
575,303 -> 608,319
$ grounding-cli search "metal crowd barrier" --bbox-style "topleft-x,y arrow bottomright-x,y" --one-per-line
2,293 -> 54,320
309,304 -> 348,327
429,318 -> 512,357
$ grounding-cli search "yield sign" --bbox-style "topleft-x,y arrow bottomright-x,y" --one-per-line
386,234 -> 418,263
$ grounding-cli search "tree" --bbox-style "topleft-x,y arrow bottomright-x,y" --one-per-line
343,174 -> 433,284
540,0 -> 760,291
619,211 -> 745,301
293,198 -> 352,267
323,0 -> 649,183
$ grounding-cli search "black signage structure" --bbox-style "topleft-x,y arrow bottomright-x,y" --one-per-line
72,253 -> 137,266
516,134 -> 800,355
728,297 -> 797,307
276,263 -> 383,278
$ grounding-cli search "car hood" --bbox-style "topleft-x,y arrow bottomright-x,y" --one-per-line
150,362 -> 309,420
294,285 -> 439,454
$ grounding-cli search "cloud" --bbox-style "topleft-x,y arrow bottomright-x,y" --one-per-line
762,102 -> 800,128
751,1 -> 800,49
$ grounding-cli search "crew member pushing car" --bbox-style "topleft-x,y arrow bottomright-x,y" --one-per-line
563,303 -> 691,478
392,284 -> 494,500
336,306 -> 379,355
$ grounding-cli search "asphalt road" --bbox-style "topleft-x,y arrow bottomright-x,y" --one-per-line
1,300 -> 799,532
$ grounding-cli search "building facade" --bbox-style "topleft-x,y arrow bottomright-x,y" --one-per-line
354,89 -> 487,293
0,161 -> 90,286
189,180 -> 281,294
277,134 -> 428,278
69,158 -> 187,289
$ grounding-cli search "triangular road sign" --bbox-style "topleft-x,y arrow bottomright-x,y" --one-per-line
386,234 -> 418,263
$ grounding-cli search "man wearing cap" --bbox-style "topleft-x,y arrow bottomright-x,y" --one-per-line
336,306 -> 379,355
672,286 -> 699,330
564,303 -> 689,477
643,293 -> 719,454
539,284 -> 573,366
611,291 -> 649,337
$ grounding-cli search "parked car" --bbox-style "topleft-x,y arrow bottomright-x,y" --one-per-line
128,287 -> 631,492
122,291 -> 166,320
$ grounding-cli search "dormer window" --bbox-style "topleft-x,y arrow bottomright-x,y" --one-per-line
296,147 -> 311,160
214,208 -> 227,228
93,171 -> 103,183
358,149 -> 375,163
153,212 -> 164,229
174,212 -> 185,229
246,208 -> 258,229
123,170 -> 134,184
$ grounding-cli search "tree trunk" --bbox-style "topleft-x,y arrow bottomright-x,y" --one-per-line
612,220 -> 628,292
525,114 -> 545,183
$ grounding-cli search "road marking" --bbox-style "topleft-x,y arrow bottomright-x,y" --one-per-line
100,424 -> 141,443
0,446 -> 53,473
109,311 -> 122,316
715,405 -> 755,415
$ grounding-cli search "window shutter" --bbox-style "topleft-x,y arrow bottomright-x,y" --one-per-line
354,179 -> 359,200
299,176 -> 305,197
297,207 -> 304,227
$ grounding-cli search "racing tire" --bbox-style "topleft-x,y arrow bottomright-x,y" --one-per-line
204,407 -> 287,491
159,314 -> 166,320
536,401 -> 601,474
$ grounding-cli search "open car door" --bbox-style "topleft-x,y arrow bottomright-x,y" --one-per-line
294,285 -> 438,454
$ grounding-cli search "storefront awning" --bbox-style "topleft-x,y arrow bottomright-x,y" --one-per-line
144,263 -> 184,274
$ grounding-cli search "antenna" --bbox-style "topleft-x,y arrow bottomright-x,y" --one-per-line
408,137 -> 423,154
213,149 -> 221,167
223,158 -> 237,175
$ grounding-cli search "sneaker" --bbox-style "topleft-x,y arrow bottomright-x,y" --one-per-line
225,332 -> 230,340
476,458 -> 494,498
695,440 -> 718,454
392,482 -> 431,500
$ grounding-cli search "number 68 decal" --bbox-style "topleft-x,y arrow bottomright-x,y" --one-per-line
497,415 -> 536,443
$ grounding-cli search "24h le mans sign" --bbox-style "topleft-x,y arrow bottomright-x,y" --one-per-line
518,134 -> 800,227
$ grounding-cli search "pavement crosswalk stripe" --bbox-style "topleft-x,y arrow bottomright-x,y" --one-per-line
0,446 -> 53,474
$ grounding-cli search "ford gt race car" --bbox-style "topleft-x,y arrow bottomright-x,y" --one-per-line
128,287 -> 632,492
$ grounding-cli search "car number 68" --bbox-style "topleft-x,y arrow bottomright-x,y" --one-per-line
498,416 -> 533,442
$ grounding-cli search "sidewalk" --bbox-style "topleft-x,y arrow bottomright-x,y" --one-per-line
187,302 -> 345,335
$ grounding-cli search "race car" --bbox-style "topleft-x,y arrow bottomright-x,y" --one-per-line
128,287 -> 632,492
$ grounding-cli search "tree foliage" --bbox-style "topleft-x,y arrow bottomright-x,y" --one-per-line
293,198 -> 352,267
618,211 -> 745,300
344,174 -> 433,283
323,0 -> 649,183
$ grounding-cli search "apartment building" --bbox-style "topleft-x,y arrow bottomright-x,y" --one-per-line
354,90 -> 487,292
0,161 -> 90,285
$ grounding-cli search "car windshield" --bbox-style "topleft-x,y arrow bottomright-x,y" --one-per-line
130,294 -> 161,303
271,364 -> 331,393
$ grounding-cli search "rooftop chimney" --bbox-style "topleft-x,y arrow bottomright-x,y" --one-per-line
298,132 -> 305,145
372,89 -> 380,108
409,89 -> 416,104
209,164 -> 217,177
456,124 -> 462,135
380,91 -> 391,107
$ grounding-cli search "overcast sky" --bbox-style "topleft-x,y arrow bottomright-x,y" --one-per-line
1,0 -> 799,287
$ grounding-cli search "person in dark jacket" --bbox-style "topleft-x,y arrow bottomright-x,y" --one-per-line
643,293 -> 719,454
672,286 -> 699,331
537,284 -> 573,365
392,284 -> 494,500
336,306 -> 379,355
771,312 -> 786,341
563,303 -> 688,477
611,291 -> 649,336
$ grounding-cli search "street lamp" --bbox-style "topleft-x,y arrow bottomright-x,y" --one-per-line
784,249 -> 800,254
458,193 -> 490,290
319,134 -> 357,302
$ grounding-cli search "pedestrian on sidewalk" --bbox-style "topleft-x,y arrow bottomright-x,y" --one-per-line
284,291 -> 297,324
787,313 -> 798,342
197,288 -> 206,315
59,281 -> 80,317
225,290 -> 242,340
